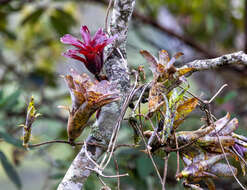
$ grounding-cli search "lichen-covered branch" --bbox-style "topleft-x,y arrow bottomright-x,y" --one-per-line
182,51 -> 247,75
57,0 -> 135,189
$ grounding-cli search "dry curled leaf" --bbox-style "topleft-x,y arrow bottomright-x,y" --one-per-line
63,70 -> 120,142
141,49 -> 187,117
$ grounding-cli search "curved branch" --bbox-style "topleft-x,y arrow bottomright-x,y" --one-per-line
182,51 -> 247,76
57,0 -> 135,189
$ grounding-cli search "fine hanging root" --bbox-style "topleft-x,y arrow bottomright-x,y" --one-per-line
132,82 -> 151,112
134,121 -> 164,187
216,133 -> 246,190
97,175 -> 107,187
200,86 -> 247,190
105,0 -> 113,32
84,141 -> 101,168
162,153 -> 170,190
82,70 -> 141,181
86,166 -> 128,178
174,133 -> 180,177
85,141 -> 129,179
113,154 -> 121,190
99,71 -> 139,170
135,96 -> 166,187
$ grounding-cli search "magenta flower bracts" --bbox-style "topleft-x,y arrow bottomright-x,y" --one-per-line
60,26 -> 116,76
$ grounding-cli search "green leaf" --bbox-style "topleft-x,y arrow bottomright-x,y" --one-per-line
216,91 -> 237,105
0,131 -> 23,148
136,156 -> 154,179
49,8 -> 76,36
0,151 -> 22,189
206,14 -> 214,34
0,89 -> 3,99
223,91 -> 237,103
21,8 -> 45,25
0,89 -> 21,110
48,173 -> 64,180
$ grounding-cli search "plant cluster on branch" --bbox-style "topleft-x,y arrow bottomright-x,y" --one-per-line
19,24 -> 247,190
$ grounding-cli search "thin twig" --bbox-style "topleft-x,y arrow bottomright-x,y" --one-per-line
174,133 -> 180,176
86,167 -> 128,178
216,133 -> 246,190
114,143 -> 137,151
208,84 -> 228,103
100,71 -> 139,170
84,141 -> 101,169
147,116 -> 162,144
105,0 -> 113,32
162,153 -> 170,190
98,176 -> 107,187
203,92 -> 246,190
132,82 -> 151,112
28,140 -> 106,149
28,140 -> 83,148
113,154 -> 120,190
134,122 -> 164,187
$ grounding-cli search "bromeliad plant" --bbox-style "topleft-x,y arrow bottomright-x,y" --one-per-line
20,41 -> 247,189
20,25 -> 119,146
133,49 -> 247,190
60,25 -> 116,79
62,69 -> 119,143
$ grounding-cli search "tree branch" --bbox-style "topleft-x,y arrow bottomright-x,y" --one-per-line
57,0 -> 135,189
182,51 -> 247,75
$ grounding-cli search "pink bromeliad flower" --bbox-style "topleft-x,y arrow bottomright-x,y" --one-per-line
60,26 -> 116,76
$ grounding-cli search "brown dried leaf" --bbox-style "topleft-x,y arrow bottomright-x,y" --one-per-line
140,50 -> 158,77
148,82 -> 165,114
65,74 -> 120,142
140,50 -> 158,67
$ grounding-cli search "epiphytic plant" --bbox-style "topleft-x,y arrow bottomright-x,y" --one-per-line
60,25 -> 116,80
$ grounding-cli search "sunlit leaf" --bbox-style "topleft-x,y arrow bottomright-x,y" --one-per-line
50,8 -> 76,36
21,8 -> 45,25
0,151 -> 22,189
20,96 -> 41,148
174,98 -> 198,128
177,67 -> 195,77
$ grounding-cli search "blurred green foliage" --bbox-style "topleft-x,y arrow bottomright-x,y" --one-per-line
0,0 -> 247,190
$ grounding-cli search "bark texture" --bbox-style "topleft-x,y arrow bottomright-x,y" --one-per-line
57,0 -> 135,189
182,51 -> 247,75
